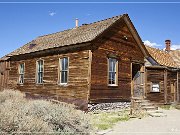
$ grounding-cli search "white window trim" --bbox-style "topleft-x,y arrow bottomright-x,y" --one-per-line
36,60 -> 44,84
107,58 -> 118,86
151,82 -> 160,92
18,63 -> 25,84
59,57 -> 69,85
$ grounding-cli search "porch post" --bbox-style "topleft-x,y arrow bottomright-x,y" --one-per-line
144,66 -> 147,98
131,63 -> 133,98
164,69 -> 168,104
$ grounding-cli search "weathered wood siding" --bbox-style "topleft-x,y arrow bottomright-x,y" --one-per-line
90,21 -> 144,103
0,61 -> 10,90
146,68 -> 177,104
7,50 -> 90,101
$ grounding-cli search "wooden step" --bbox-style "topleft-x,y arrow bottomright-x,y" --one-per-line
141,102 -> 154,107
142,106 -> 157,111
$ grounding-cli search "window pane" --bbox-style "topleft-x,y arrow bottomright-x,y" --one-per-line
37,60 -> 43,83
61,71 -> 67,83
109,58 -> 116,72
20,64 -> 24,73
65,58 -> 68,70
19,75 -> 24,84
38,61 -> 43,72
109,72 -> 116,84
108,58 -> 117,85
60,58 -> 68,84
109,58 -> 113,72
61,58 -> 68,70
152,83 -> 160,92
40,73 -> 43,83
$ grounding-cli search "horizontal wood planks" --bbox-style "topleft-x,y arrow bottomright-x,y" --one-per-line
146,68 -> 178,104
7,50 -> 90,101
90,21 -> 144,103
0,61 -> 9,90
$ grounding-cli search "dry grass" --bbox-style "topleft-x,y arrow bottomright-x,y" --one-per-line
90,110 -> 130,131
0,89 -> 91,134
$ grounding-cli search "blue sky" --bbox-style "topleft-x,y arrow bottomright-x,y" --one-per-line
0,0 -> 180,57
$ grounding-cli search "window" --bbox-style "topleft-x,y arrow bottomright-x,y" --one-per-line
108,58 -> 118,86
151,82 -> 160,92
36,60 -> 43,84
18,63 -> 24,84
59,57 -> 69,84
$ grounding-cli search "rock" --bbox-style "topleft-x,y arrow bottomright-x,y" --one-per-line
88,102 -> 131,112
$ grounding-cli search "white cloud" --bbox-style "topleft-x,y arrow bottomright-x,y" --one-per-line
49,11 -> 56,16
171,44 -> 180,50
143,40 -> 162,47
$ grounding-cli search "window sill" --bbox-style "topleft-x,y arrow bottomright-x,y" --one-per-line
59,83 -> 68,87
108,84 -> 118,87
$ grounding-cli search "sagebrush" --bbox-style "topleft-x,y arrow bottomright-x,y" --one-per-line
0,89 -> 91,134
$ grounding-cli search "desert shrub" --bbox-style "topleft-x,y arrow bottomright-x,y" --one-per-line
0,90 -> 91,134
0,89 -> 25,103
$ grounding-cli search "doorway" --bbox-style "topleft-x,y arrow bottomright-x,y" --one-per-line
131,63 -> 144,98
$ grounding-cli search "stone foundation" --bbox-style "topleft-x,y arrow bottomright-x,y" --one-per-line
88,102 -> 131,112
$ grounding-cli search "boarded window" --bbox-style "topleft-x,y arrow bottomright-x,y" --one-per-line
36,60 -> 43,84
59,57 -> 69,84
151,82 -> 160,92
18,63 -> 24,84
108,58 -> 118,86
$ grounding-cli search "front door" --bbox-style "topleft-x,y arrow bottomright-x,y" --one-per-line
132,63 -> 144,98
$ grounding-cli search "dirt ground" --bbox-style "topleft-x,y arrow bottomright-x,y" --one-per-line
105,109 -> 180,135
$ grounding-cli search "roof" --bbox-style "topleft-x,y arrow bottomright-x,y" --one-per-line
1,14 -> 150,61
169,50 -> 180,68
145,45 -> 178,68
6,15 -> 124,57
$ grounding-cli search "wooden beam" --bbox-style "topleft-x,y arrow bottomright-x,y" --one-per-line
131,63 -> 133,98
177,71 -> 179,102
164,69 -> 168,104
87,50 -> 92,102
144,66 -> 147,98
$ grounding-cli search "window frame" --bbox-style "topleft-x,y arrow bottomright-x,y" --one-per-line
18,63 -> 25,84
151,82 -> 160,92
36,59 -> 44,84
59,57 -> 69,85
107,57 -> 118,86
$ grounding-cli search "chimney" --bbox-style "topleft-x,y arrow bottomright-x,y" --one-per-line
165,39 -> 171,52
75,18 -> 79,28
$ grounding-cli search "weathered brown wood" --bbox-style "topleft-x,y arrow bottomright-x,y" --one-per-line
7,50 -> 90,101
87,50 -> 92,101
164,70 -> 168,104
146,68 -> 178,104
90,22 -> 145,103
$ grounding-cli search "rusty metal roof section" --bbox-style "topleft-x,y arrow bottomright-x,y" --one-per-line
145,45 -> 178,68
169,50 -> 180,68
6,15 -> 124,57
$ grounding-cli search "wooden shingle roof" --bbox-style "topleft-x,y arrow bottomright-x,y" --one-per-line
7,15 -> 124,57
169,50 -> 180,68
145,45 -> 178,68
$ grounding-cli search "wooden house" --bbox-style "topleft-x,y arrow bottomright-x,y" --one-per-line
0,14 -> 151,105
0,14 -> 179,107
144,40 -> 180,104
